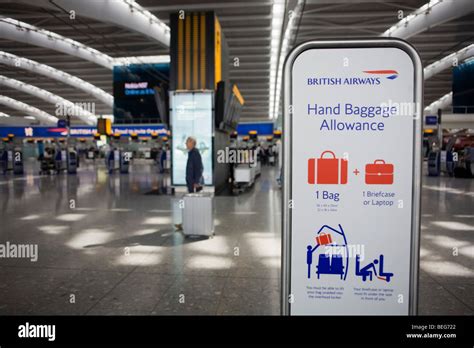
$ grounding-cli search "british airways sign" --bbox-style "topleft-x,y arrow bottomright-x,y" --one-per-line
307,70 -> 399,86
0,125 -> 167,138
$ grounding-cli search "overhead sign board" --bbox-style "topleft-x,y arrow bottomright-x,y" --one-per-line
425,115 -> 438,126
282,39 -> 422,315
237,123 -> 274,136
0,125 -> 167,138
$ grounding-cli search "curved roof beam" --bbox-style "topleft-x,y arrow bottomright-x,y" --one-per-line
0,95 -> 58,125
425,92 -> 452,114
0,51 -> 114,107
15,0 -> 170,47
114,55 -> 170,65
424,44 -> 474,80
382,0 -> 472,115
268,0 -> 285,120
269,0 -> 306,120
0,75 -> 97,125
382,0 -> 474,39
0,111 -> 10,118
0,17 -> 114,69
271,0 -> 472,119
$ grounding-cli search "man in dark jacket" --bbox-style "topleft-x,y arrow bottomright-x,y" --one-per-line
185,136 -> 203,193
175,136 -> 204,231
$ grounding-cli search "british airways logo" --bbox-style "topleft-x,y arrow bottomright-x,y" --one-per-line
307,69 -> 398,86
47,127 -> 68,136
363,70 -> 399,80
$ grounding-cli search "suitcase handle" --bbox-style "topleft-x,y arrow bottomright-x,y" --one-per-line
373,159 -> 386,164
320,151 -> 336,159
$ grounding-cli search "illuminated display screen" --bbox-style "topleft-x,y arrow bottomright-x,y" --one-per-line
124,82 -> 155,95
453,60 -> 474,113
170,92 -> 214,186
113,63 -> 169,123
425,115 -> 438,126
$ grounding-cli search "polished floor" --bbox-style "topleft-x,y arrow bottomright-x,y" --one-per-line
0,159 -> 472,315
418,171 -> 474,315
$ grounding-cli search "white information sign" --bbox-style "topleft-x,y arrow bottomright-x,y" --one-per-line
170,91 -> 214,186
282,40 -> 422,315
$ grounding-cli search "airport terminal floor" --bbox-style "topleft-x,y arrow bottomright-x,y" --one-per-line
0,161 -> 472,315
0,161 -> 282,315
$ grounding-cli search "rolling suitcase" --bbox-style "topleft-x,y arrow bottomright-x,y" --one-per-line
183,192 -> 214,237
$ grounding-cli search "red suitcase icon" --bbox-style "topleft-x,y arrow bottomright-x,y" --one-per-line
365,159 -> 394,185
316,233 -> 333,245
308,150 -> 347,185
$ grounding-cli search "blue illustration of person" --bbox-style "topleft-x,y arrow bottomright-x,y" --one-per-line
356,254 -> 394,282
356,255 -> 379,281
306,244 -> 319,279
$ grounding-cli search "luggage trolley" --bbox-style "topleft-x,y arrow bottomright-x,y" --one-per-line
232,163 -> 256,194
39,157 -> 55,175
39,147 -> 55,175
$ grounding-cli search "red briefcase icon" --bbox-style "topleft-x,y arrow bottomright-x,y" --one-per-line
308,150 -> 348,185
365,159 -> 394,185
316,233 -> 333,245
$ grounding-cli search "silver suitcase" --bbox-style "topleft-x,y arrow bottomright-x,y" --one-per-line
183,193 -> 214,237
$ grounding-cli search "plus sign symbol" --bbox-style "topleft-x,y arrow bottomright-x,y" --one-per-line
353,169 -> 360,176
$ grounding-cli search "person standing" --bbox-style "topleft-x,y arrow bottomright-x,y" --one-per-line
175,136 -> 203,231
185,136 -> 203,193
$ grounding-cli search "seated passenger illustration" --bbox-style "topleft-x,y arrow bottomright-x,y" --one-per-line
356,254 -> 393,282
356,255 -> 377,281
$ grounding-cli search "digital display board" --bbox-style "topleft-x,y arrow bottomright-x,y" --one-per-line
170,92 -> 213,186
237,122 -> 274,136
425,115 -> 438,126
113,63 -> 169,123
453,59 -> 474,113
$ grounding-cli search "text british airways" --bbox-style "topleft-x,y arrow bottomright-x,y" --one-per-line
307,77 -> 381,85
